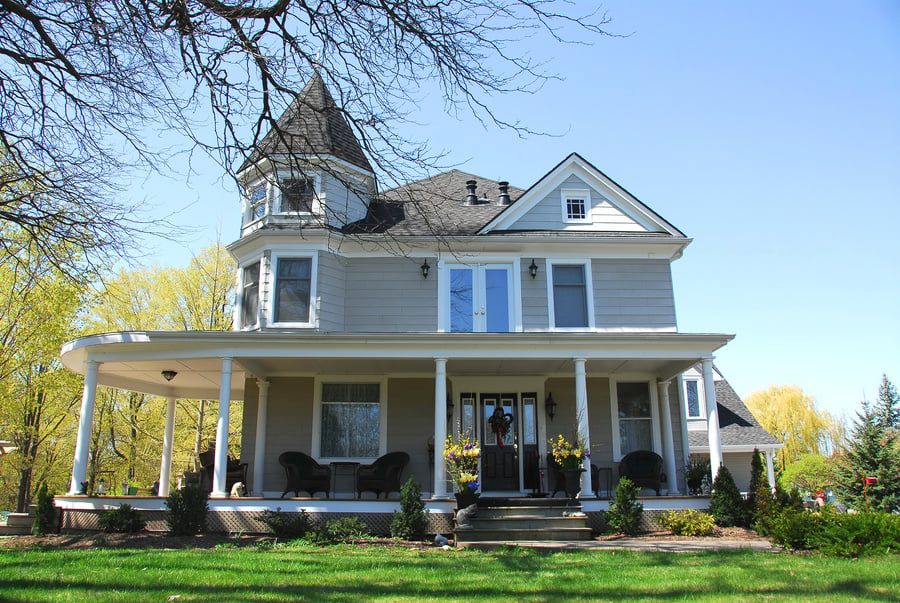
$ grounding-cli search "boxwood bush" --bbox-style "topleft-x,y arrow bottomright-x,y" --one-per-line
658,509 -> 716,536
98,503 -> 146,533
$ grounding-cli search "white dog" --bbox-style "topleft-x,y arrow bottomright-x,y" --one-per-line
230,481 -> 246,498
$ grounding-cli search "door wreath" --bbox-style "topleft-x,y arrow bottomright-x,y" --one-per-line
488,407 -> 514,448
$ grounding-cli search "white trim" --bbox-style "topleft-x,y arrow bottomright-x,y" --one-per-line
267,252 -> 318,328
561,188 -> 592,224
439,261 -> 517,333
609,377 -> 661,462
237,256 -> 264,330
682,374 -> 706,420
311,375 -> 388,463
546,259 -> 595,330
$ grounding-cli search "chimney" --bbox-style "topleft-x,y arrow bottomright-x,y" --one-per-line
464,180 -> 478,205
497,181 -> 511,205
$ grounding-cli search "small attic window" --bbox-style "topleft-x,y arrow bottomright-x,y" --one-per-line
561,189 -> 591,223
279,177 -> 315,213
249,185 -> 267,221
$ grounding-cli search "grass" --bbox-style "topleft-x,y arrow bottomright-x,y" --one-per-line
0,544 -> 898,602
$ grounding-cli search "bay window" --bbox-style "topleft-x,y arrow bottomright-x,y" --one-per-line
274,257 -> 312,324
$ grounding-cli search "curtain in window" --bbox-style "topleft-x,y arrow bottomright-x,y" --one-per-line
320,384 -> 380,458
617,382 -> 652,455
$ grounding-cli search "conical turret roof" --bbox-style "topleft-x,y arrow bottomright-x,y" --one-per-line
239,72 -> 373,173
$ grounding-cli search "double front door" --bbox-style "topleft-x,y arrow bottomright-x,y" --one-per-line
449,264 -> 512,332
458,392 -> 540,493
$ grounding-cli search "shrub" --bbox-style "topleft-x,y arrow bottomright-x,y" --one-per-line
31,482 -> 58,535
325,516 -> 369,543
390,477 -> 427,540
810,511 -> 900,557
165,485 -> 209,535
607,477 -> 643,535
709,466 -> 748,527
658,509 -> 716,536
98,504 -> 146,533
257,508 -> 313,540
768,507 -> 824,550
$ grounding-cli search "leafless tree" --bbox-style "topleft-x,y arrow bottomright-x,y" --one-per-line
0,0 -> 613,273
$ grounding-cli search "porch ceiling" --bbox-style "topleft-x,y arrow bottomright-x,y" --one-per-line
61,331 -> 733,400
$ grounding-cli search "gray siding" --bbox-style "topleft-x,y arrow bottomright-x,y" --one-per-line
259,377 -> 316,494
667,379 -> 686,493
344,257 -> 438,332
508,174 -> 647,232
321,172 -> 369,228
521,258 -> 548,330
591,259 -> 676,330
545,376 -> 613,472
384,378 -> 435,495
317,251 -> 346,331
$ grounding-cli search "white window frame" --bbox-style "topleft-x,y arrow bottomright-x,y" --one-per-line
268,252 -> 318,328
546,259 -> 595,330
682,376 -> 706,420
609,378 -> 661,461
311,376 -> 388,463
238,258 -> 262,330
246,183 -> 269,224
276,172 -> 319,214
438,260 -> 521,333
561,188 -> 592,224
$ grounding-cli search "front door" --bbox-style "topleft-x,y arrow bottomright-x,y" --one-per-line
480,393 -> 519,491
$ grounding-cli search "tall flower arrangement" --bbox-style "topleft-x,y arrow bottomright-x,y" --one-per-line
444,433 -> 481,493
550,434 -> 589,469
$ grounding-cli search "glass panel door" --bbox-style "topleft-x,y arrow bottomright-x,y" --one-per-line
450,268 -> 474,332
446,265 -> 511,332
480,393 -> 519,491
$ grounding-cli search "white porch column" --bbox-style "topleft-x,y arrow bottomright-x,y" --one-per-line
702,359 -> 723,480
574,358 -> 592,497
765,447 -> 777,493
657,380 -> 680,495
212,357 -> 233,498
433,358 -> 448,498
158,396 -> 177,498
70,360 -> 100,495
252,380 -> 270,496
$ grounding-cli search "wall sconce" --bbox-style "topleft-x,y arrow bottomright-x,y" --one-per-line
421,258 -> 430,279
545,392 -> 557,421
529,259 -> 538,279
161,370 -> 178,382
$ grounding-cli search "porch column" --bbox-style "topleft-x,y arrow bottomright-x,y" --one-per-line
212,357 -> 233,498
252,380 -> 270,496
702,359 -> 723,480
574,358 -> 592,497
158,396 -> 177,498
69,360 -> 100,495
433,358 -> 448,498
657,380 -> 680,495
765,447 -> 777,493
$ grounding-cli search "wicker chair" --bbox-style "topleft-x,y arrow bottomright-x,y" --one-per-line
356,451 -> 410,499
198,448 -> 247,493
618,450 -> 664,496
278,451 -> 332,498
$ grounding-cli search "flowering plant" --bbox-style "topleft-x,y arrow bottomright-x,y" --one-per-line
444,433 -> 480,493
550,433 -> 589,469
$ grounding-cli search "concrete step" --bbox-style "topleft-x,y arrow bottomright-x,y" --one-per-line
455,525 -> 594,542
475,506 -> 581,519
469,515 -> 589,531
0,513 -> 33,535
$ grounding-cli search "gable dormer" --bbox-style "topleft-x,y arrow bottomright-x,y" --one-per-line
237,72 -> 375,234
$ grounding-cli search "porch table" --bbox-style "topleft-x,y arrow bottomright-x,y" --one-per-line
330,462 -> 360,499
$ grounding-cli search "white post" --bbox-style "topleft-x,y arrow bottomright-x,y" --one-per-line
158,396 -> 177,498
70,360 -> 100,495
253,380 -> 270,496
212,357 -> 233,498
657,380 -> 680,495
702,359 -> 723,481
434,358 -> 448,498
574,358 -> 592,497
765,447 -> 777,493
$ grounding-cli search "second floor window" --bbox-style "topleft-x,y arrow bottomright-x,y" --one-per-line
684,379 -> 702,418
274,257 -> 312,323
249,185 -> 267,221
241,262 -> 260,328
551,264 -> 589,328
280,177 -> 315,213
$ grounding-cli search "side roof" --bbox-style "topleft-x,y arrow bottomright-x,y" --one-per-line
238,72 -> 373,174
689,373 -> 782,449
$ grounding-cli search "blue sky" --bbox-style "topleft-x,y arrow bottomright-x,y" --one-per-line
135,1 -> 899,419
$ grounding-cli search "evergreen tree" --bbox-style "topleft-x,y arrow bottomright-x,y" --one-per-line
709,465 -> 749,527
835,377 -> 900,513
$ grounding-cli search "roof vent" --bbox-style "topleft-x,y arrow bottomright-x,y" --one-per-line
497,181 -> 511,206
464,180 -> 479,205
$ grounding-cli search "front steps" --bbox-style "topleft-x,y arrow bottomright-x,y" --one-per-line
0,513 -> 34,535
453,497 -> 593,545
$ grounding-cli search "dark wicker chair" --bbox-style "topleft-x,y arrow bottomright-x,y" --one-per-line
618,450 -> 664,496
356,451 -> 410,499
278,451 -> 332,498
198,448 -> 247,493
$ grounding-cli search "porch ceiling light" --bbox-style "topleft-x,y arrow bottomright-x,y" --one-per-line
161,370 -> 178,382
529,259 -> 538,279
421,258 -> 430,279
545,392 -> 557,421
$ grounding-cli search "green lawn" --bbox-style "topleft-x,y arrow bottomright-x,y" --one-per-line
1,544 -> 898,602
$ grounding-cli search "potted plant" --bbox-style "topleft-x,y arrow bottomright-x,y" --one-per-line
549,433 -> 589,500
684,458 -> 710,495
444,433 -> 481,508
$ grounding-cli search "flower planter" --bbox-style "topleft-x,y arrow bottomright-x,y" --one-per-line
563,467 -> 585,500
455,490 -> 480,509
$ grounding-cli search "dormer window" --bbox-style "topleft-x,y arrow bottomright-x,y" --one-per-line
280,177 -> 315,213
249,185 -> 267,221
561,189 -> 591,223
